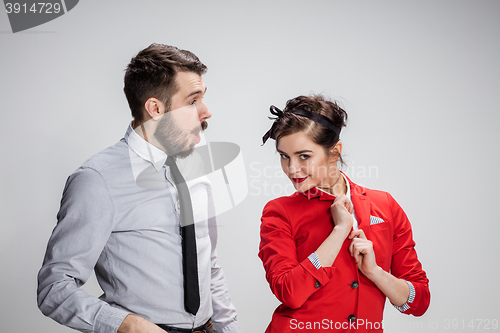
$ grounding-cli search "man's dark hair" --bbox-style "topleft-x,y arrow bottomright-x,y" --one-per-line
124,43 -> 207,124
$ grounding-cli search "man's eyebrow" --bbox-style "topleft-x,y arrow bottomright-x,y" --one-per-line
185,86 -> 207,100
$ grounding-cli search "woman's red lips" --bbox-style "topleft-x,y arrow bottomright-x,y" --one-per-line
292,177 -> 307,183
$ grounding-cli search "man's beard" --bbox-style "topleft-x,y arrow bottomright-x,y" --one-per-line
154,115 -> 208,158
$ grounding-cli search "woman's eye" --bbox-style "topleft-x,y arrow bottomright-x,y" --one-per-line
299,154 -> 310,160
280,154 -> 289,160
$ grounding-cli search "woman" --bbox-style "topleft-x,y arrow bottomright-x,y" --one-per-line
259,95 -> 430,332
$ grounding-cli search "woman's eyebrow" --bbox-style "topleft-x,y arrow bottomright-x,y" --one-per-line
277,149 -> 313,155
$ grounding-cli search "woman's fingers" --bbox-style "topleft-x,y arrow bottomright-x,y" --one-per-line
333,194 -> 351,209
337,194 -> 353,213
349,237 -> 359,261
330,195 -> 354,233
345,199 -> 353,214
348,229 -> 366,240
348,232 -> 371,264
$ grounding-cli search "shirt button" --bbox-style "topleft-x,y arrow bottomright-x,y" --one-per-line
348,314 -> 356,322
351,281 -> 359,289
176,201 -> 180,211
315,281 -> 321,288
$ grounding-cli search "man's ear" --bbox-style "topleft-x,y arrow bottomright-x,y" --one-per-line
144,98 -> 164,120
330,141 -> 342,163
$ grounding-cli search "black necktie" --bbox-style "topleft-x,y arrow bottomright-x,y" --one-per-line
166,155 -> 200,315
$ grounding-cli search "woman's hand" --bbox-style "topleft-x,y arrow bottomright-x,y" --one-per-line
316,195 -> 354,267
330,194 -> 353,239
348,229 -> 412,306
348,229 -> 378,278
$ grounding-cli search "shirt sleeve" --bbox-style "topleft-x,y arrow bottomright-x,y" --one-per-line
392,280 -> 415,312
388,192 -> 431,317
308,252 -> 322,269
37,168 -> 129,333
206,185 -> 242,333
258,199 -> 335,310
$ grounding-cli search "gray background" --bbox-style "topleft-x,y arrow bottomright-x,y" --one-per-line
1,1 -> 499,332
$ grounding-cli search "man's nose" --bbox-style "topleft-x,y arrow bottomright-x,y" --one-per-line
198,100 -> 211,121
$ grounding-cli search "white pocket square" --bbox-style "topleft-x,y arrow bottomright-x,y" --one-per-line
370,216 -> 385,225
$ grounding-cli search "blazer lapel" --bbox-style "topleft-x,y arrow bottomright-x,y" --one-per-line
347,179 -> 371,233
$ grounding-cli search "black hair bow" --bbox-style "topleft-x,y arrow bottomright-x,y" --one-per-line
261,105 -> 341,145
262,105 -> 283,145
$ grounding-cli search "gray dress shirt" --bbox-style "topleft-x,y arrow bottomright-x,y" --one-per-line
37,125 -> 242,333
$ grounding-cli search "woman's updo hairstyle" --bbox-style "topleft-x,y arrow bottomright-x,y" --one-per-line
274,94 -> 348,164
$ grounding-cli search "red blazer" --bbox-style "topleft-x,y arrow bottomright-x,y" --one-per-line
259,175 -> 430,332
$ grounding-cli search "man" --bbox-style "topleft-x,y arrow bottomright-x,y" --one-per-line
37,44 -> 242,333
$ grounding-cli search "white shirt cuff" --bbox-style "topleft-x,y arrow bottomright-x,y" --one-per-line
308,252 -> 322,269
393,280 -> 415,313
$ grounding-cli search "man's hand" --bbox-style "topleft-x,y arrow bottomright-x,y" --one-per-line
118,314 -> 165,333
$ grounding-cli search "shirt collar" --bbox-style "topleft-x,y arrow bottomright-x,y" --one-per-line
124,123 -> 168,171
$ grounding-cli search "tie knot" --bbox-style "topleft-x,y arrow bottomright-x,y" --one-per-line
165,155 -> 176,167
166,155 -> 186,186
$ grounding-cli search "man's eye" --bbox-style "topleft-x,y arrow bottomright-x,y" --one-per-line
299,154 -> 310,160
189,100 -> 196,105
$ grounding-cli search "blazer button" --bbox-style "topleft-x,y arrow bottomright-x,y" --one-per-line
315,281 -> 321,288
348,314 -> 356,322
351,281 -> 359,289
